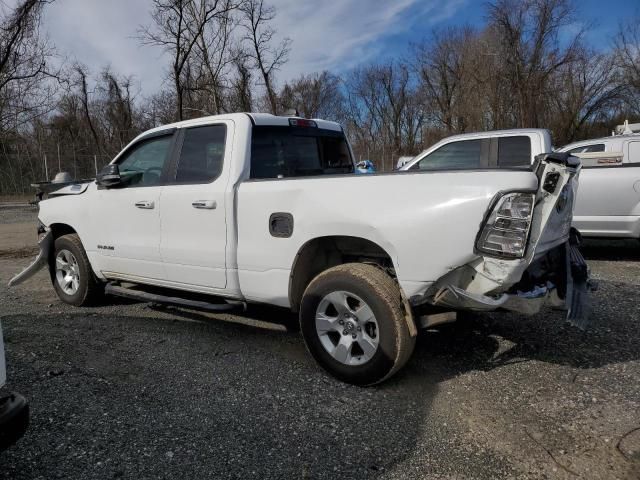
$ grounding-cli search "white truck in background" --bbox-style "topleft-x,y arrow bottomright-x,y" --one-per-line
401,128 -> 640,241
398,129 -> 552,171
558,134 -> 640,239
9,114 -> 587,385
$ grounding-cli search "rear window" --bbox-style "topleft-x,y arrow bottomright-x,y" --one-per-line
498,136 -> 531,167
250,126 -> 353,179
413,139 -> 481,171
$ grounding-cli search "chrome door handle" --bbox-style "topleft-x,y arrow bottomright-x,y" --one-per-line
135,201 -> 155,209
192,200 -> 217,209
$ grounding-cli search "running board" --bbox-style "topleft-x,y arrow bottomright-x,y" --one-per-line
105,283 -> 242,312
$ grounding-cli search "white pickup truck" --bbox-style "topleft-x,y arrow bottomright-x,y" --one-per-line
9,113 -> 587,385
401,129 -> 640,240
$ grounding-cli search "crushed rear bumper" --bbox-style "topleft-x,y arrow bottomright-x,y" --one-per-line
425,236 -> 593,329
432,283 -> 552,315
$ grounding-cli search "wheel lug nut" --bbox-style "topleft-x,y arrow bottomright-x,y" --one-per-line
352,334 -> 357,339
357,327 -> 361,331
339,320 -> 344,325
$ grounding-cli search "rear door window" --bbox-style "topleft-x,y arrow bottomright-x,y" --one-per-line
414,140 -> 482,171
250,127 -> 353,179
174,125 -> 226,184
497,136 -> 531,167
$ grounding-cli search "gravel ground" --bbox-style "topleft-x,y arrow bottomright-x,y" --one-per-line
0,209 -> 639,479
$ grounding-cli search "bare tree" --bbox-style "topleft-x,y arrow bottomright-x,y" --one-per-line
278,71 -> 344,120
139,0 -> 237,121
74,64 -> 101,151
240,0 -> 290,114
549,50 -> 623,143
614,16 -> 640,117
228,50 -> 253,111
345,62 -> 423,171
99,68 -> 136,153
0,0 -> 58,130
487,0 -> 584,127
191,0 -> 238,114
414,27 -> 475,134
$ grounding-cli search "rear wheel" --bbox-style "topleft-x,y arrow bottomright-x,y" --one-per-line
300,263 -> 415,386
51,234 -> 103,306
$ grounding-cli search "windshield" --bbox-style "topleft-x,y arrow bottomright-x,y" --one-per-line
250,126 -> 354,179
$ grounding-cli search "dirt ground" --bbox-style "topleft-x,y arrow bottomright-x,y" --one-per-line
0,207 -> 639,479
0,195 -> 33,204
0,206 -> 39,259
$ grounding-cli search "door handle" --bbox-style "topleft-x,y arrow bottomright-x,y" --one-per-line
192,200 -> 217,209
135,201 -> 155,209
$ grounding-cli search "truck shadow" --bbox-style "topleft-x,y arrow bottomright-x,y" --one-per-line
410,276 -> 638,375
1,276 -> 637,479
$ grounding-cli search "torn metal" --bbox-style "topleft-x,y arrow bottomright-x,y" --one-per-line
432,283 -> 551,316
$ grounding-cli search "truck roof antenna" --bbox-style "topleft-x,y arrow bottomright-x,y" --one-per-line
281,108 -> 300,117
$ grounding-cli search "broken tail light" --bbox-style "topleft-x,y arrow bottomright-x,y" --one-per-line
476,192 -> 535,258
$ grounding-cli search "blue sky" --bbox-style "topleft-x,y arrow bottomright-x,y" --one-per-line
36,0 -> 640,95
375,0 -> 638,61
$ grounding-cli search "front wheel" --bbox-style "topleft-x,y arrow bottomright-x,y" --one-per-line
299,263 -> 416,386
51,234 -> 103,306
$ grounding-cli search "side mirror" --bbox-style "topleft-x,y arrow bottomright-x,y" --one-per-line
96,164 -> 122,188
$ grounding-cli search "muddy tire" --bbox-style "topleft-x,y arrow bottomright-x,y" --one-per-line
299,263 -> 416,386
51,234 -> 103,307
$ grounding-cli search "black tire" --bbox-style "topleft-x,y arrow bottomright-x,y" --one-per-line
299,263 -> 416,386
51,234 -> 103,306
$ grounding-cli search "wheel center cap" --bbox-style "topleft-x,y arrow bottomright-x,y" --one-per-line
343,318 -> 357,334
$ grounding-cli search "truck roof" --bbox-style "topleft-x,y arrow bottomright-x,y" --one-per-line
138,112 -> 343,139
559,133 -> 640,151
434,128 -> 550,142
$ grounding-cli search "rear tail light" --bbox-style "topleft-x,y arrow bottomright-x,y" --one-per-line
476,192 -> 535,258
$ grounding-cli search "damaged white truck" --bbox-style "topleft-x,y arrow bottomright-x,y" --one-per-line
9,113 -> 589,385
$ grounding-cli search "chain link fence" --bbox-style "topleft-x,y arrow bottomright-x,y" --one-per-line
0,152 -> 112,196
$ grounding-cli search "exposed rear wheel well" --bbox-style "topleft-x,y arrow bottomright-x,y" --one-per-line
289,236 -> 395,312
